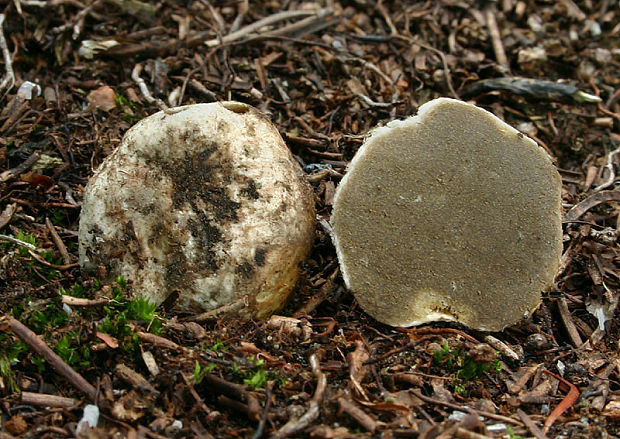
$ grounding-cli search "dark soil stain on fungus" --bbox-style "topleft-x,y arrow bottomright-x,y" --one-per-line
254,248 -> 266,266
187,212 -> 221,272
147,124 -> 256,295
242,179 -> 260,199
123,220 -> 146,267
165,251 -> 189,295
235,262 -> 254,278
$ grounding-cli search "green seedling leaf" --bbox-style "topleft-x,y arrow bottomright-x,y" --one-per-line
209,340 -> 227,351
244,368 -> 267,389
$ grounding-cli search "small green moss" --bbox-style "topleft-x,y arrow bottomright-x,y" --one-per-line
193,360 -> 217,384
433,343 -> 501,396
244,368 -> 267,389
209,340 -> 227,352
28,303 -> 68,333
506,426 -> 524,439
0,356 -> 19,393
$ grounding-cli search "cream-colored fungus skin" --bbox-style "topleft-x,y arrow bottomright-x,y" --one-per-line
79,102 -> 315,319
331,98 -> 562,331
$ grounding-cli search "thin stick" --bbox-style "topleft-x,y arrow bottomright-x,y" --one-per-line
203,373 -> 261,420
250,381 -> 274,439
61,295 -> 109,306
205,9 -> 324,47
115,363 -> 159,396
21,391 -> 79,408
258,10 -> 337,39
593,145 -> 620,192
45,217 -> 71,265
0,14 -> 15,96
338,397 -> 377,432
565,190 -> 620,221
131,63 -> 168,111
0,203 -> 16,230
484,4 -> 509,72
230,0 -> 248,33
271,354 -> 326,438
0,152 -> 41,182
0,234 -> 37,251
557,298 -> 583,347
180,373 -> 213,415
188,297 -> 247,322
376,0 -> 397,35
135,331 -> 181,350
1,316 -> 97,401
356,93 -> 395,108
409,389 -> 522,426
517,408 -> 548,439
346,56 -> 394,85
27,249 -> 79,270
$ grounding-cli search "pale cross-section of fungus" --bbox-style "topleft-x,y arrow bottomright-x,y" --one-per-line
331,98 -> 562,331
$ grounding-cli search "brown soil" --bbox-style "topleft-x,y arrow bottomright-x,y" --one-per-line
0,1 -> 619,438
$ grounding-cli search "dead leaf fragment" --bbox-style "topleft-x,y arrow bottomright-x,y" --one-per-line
4,414 -> 28,435
111,391 -> 147,421
87,86 -> 117,111
602,401 -> 620,419
96,332 -> 119,349
20,172 -> 54,189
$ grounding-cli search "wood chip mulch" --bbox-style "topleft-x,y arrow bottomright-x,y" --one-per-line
0,1 -> 619,438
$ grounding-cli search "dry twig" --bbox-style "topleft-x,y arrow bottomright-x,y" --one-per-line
61,295 -> 109,306
0,14 -> 15,97
135,331 -> 181,350
45,217 -> 72,265
0,203 -> 16,230
205,9 -> 332,47
557,298 -> 583,347
0,152 -> 41,182
484,4 -> 509,72
115,363 -> 159,396
410,389 -> 522,426
565,190 -> 620,221
188,297 -> 248,322
1,316 -> 97,401
251,381 -> 274,439
0,234 -> 37,251
271,354 -> 326,438
338,397 -> 377,433
131,64 -> 168,111
517,408 -> 548,439
593,145 -> 620,192
27,249 -> 79,270
20,391 -> 79,408
180,373 -> 214,416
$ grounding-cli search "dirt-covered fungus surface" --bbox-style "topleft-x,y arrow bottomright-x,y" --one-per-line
1,1 -> 620,438
79,102 -> 315,319
331,98 -> 563,331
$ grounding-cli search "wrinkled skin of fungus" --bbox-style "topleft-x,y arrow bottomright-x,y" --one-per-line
79,102 -> 315,319
331,98 -> 562,331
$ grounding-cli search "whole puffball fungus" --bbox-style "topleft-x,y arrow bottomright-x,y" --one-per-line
79,102 -> 315,319
331,98 -> 562,331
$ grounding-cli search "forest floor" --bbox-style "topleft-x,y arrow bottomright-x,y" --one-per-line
0,0 -> 619,438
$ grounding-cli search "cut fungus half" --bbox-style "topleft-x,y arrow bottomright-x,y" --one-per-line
331,98 -> 562,331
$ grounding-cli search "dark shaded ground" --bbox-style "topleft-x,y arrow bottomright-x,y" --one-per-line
0,0 -> 619,438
